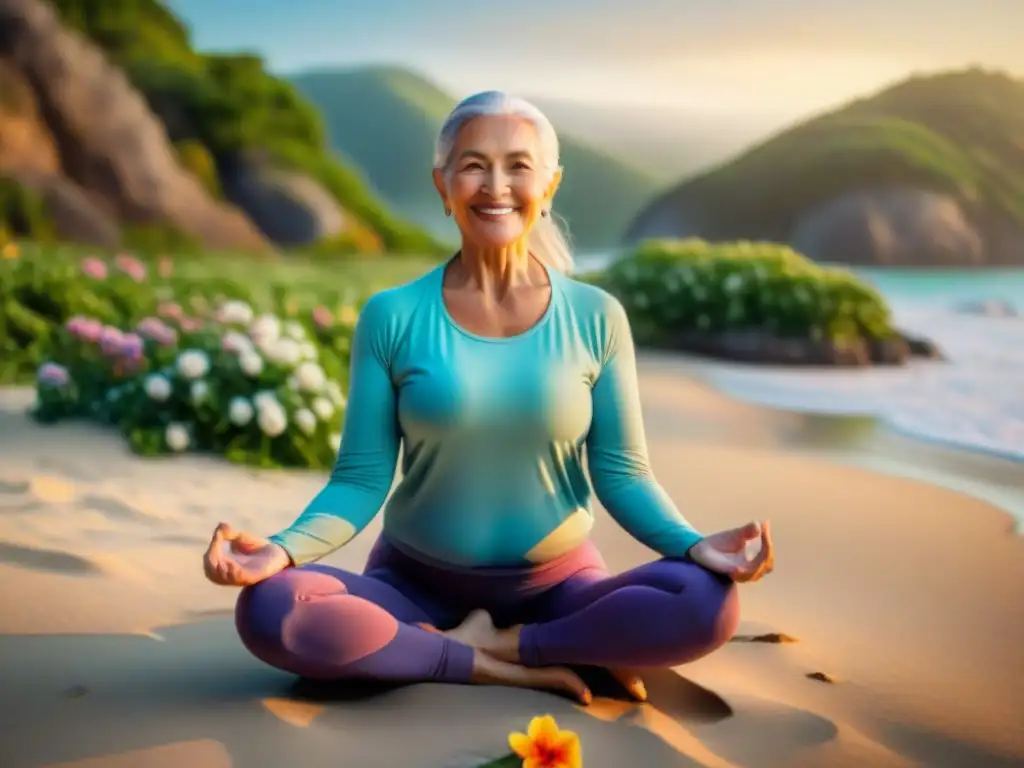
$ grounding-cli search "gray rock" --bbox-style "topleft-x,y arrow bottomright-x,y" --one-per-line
790,187 -> 985,266
10,169 -> 120,248
220,155 -> 348,246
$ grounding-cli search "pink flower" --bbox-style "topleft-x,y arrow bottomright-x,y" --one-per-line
80,257 -> 108,280
311,305 -> 334,329
37,362 -> 70,387
119,332 -> 144,360
179,317 -> 204,332
136,317 -> 178,346
157,301 -> 184,320
99,326 -> 125,356
65,315 -> 103,343
114,253 -> 147,282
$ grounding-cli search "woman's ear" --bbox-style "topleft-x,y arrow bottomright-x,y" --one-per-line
432,168 -> 448,209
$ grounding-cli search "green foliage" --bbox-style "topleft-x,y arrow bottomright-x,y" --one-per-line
632,68 -> 1024,244
0,177 -> 54,243
48,0 -> 442,255
593,239 -> 896,344
174,139 -> 221,197
120,223 -> 201,255
289,65 -> 660,250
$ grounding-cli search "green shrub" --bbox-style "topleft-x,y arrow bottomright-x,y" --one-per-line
0,177 -> 54,243
173,139 -> 221,197
2,245 -> 393,468
593,239 -> 896,344
0,242 -> 430,387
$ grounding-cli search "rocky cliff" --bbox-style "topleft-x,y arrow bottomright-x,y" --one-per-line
0,0 -> 440,255
0,0 -> 270,251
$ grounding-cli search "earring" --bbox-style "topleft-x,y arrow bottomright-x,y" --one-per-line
444,206 -> 451,217
541,208 -> 549,218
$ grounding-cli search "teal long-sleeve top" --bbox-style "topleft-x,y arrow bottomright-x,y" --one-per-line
269,260 -> 704,568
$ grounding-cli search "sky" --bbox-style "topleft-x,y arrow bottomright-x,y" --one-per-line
166,0 -> 1023,120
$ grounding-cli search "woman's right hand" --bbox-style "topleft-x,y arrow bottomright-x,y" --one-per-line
202,522 -> 291,587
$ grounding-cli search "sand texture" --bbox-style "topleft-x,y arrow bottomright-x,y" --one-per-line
1,354 -> 1022,768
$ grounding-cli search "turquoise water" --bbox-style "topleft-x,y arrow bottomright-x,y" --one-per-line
851,267 -> 1024,311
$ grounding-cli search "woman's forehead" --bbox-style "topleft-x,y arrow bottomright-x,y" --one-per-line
455,115 -> 540,156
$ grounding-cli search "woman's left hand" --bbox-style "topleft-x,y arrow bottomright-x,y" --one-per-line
688,521 -> 774,583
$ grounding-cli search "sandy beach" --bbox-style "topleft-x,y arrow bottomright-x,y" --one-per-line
1,353 -> 1022,768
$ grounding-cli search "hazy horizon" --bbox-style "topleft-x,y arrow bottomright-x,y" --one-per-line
166,0 -> 1021,124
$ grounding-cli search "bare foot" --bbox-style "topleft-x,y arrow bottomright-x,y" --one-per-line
608,667 -> 648,701
470,649 -> 591,705
441,609 -> 522,663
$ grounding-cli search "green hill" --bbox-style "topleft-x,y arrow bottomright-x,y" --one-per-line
289,66 -> 662,251
46,0 -> 440,254
625,68 -> 1024,266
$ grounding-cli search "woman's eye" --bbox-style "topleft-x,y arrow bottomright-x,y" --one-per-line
512,161 -> 530,170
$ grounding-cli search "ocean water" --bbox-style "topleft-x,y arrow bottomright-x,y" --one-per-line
695,268 -> 1024,462
575,253 -> 1024,462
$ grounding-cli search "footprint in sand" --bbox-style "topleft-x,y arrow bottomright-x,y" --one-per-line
78,494 -> 149,524
0,540 -> 103,575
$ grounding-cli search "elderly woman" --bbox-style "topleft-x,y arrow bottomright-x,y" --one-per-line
203,91 -> 774,704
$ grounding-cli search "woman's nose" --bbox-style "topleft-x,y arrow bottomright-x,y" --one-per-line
484,167 -> 509,193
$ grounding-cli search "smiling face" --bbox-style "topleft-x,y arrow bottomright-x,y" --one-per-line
434,114 -> 560,250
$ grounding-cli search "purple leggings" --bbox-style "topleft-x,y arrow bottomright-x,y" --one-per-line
235,537 -> 740,683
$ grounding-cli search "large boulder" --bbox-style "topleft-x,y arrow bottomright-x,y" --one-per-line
220,152 -> 349,246
0,0 -> 270,252
790,187 -> 985,266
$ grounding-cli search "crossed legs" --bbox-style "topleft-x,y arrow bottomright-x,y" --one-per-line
234,557 -> 739,684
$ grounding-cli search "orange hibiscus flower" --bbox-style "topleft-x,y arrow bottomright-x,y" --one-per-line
508,714 -> 581,768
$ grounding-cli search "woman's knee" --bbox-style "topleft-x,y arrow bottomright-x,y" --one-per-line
662,563 -> 741,663
234,566 -> 347,658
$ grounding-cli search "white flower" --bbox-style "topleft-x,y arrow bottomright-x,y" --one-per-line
283,320 -> 306,340
176,349 -> 210,379
249,314 -> 281,343
328,432 -> 341,451
228,397 -> 254,426
264,337 -> 301,367
295,408 -> 317,435
311,396 -> 334,421
222,331 -> 253,355
190,380 -> 209,404
325,380 -> 346,407
219,300 -> 253,326
294,361 -> 326,393
144,373 -> 171,402
256,398 -> 288,437
724,273 -> 745,293
165,423 -> 190,452
299,341 -> 318,361
252,390 -> 279,411
239,351 -> 264,377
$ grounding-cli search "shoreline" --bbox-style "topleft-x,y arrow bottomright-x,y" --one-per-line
632,352 -> 1024,532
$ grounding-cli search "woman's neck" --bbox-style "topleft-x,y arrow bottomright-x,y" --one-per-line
450,240 -> 543,297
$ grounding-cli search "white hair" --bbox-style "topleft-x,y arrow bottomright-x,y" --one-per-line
433,90 -> 574,273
